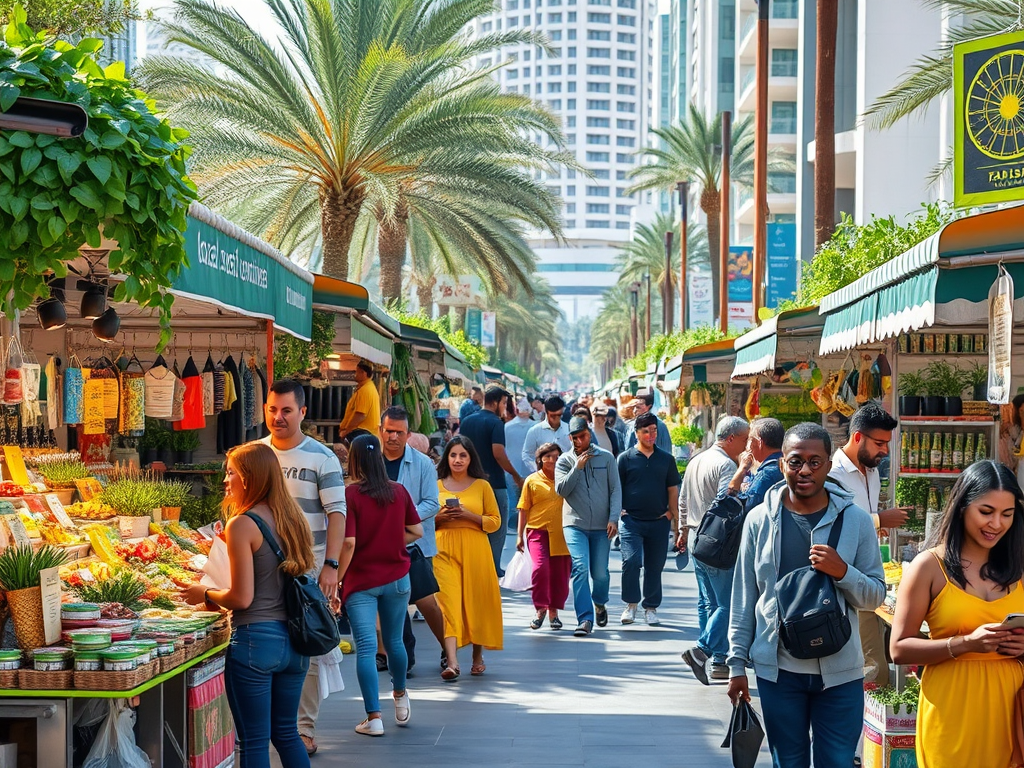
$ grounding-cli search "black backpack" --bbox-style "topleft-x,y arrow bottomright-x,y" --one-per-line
245,512 -> 341,657
775,510 -> 852,660
692,492 -> 746,570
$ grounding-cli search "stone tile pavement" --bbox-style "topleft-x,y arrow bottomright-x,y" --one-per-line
273,541 -> 772,767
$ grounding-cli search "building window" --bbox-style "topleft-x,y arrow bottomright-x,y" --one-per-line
568,47 -> 576,57
566,219 -> 576,227
616,204 -> 631,215
588,0 -> 611,4
587,64 -> 610,75
568,10 -> 576,20
507,0 -> 518,8
566,115 -> 575,126
770,101 -> 797,133
586,99 -> 610,109
617,84 -> 635,95
771,49 -> 798,77
524,0 -> 530,7
617,66 -> 635,77
617,0 -> 635,7
616,187 -> 632,197
768,171 -> 797,193
616,153 -> 635,163
616,119 -> 635,130
617,32 -> 636,44
567,98 -> 576,108
586,219 -> 611,228
568,28 -> 577,39
593,168 -> 610,178
549,47 -> 561,57
548,98 -> 562,109
618,50 -> 635,61
587,116 -> 610,127
617,13 -> 635,25
550,30 -> 562,40
616,136 -> 635,147
616,101 -> 635,112
508,85 -> 518,92
523,84 -> 530,95
585,152 -> 610,162
587,203 -> 610,213
566,203 -> 576,213
549,0 -> 561,4
549,64 -> 562,75
507,69 -> 518,78
567,169 -> 576,178
509,16 -> 518,25
614,221 -> 629,229
586,185 -> 610,195
481,21 -> 492,32
587,47 -> 611,58
588,81 -> 610,92
567,64 -> 577,74
587,133 -> 610,144
616,170 -> 627,180
548,82 -> 562,92
568,81 -> 577,92
524,50 -> 531,60
548,11 -> 561,21
720,56 -> 735,83
567,185 -> 576,194
587,12 -> 611,22
523,14 -> 530,24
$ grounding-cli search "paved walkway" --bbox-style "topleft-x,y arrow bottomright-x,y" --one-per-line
283,541 -> 771,767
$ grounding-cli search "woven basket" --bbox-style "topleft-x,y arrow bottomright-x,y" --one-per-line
159,648 -> 186,674
20,669 -> 72,690
135,660 -> 158,685
0,670 -> 17,689
74,668 -> 136,691
209,625 -> 230,647
6,586 -> 45,650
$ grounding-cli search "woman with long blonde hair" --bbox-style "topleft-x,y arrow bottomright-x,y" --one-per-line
183,441 -> 315,768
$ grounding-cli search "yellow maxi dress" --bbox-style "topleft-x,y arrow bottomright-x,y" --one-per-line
917,554 -> 1024,768
434,478 -> 504,650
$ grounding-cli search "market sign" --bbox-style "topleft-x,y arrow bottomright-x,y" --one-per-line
953,30 -> 1024,206
173,214 -> 314,341
728,246 -> 754,328
767,223 -> 798,309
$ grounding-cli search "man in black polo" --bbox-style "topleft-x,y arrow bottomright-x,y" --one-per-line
617,411 -> 681,626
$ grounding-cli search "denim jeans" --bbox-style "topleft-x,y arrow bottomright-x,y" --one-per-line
345,575 -> 411,714
618,514 -> 670,608
225,621 -> 310,768
488,486 -> 510,575
692,559 -> 734,663
563,526 -> 611,622
758,670 -> 864,768
505,473 -> 520,531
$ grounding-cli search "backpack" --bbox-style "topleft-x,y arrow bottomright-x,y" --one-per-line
244,512 -> 341,657
692,492 -> 746,570
775,510 -> 852,660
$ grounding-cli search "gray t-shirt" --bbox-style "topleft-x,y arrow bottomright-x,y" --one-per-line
777,505 -> 828,674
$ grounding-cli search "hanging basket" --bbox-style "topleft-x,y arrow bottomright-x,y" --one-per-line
6,586 -> 45,650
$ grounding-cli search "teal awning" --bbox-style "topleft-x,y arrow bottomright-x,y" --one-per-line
351,318 -> 394,367
730,307 -> 822,378
734,335 -> 777,378
173,203 -> 313,340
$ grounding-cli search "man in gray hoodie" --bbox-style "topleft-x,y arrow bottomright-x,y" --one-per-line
726,423 -> 885,768
555,416 -> 622,637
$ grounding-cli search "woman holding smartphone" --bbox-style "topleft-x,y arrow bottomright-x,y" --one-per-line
516,442 -> 570,630
435,436 -> 504,680
891,460 -> 1024,768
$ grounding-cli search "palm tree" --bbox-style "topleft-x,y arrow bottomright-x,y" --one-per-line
628,104 -> 794,320
864,1 -> 1016,130
489,280 -> 563,371
137,0 -> 563,282
591,284 -> 645,370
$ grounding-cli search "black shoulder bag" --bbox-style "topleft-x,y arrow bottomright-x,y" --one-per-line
692,492 -> 747,570
244,512 -> 341,657
775,509 -> 852,660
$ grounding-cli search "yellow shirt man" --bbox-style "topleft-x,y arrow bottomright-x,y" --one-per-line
340,362 -> 381,435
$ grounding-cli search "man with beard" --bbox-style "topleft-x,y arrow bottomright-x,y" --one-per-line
828,402 -> 907,688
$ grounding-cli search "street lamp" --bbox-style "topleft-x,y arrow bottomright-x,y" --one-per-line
676,181 -> 690,332
628,282 -> 640,356
663,230 -> 674,333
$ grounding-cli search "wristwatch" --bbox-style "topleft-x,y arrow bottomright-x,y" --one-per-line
324,559 -> 340,570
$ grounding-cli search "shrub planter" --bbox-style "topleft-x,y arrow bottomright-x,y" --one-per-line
922,396 -> 944,417
898,396 -> 921,417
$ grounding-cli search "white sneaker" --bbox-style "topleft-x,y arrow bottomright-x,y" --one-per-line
394,692 -> 411,727
355,718 -> 384,736
644,608 -> 660,626
620,604 -> 637,624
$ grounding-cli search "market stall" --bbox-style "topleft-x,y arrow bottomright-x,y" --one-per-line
662,338 -> 738,456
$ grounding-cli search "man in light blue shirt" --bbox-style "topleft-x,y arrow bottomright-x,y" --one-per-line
504,397 -> 535,528
522,395 -> 573,469
625,389 -> 672,453
459,386 -> 483,421
381,406 -> 443,675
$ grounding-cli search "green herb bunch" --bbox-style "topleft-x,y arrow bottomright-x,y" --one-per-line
866,677 -> 921,714
157,481 -> 193,509
74,569 -> 147,609
669,423 -> 704,447
922,361 -> 970,398
0,544 -> 67,591
897,371 -> 926,398
99,477 -> 164,517
36,457 -> 90,488
171,429 -> 201,452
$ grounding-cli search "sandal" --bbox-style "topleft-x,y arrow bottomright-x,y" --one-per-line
300,734 -> 317,755
549,617 -> 563,631
530,615 -> 545,630
441,666 -> 460,681
470,661 -> 486,676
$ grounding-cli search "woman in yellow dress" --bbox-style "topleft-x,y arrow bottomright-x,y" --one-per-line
891,460 -> 1024,768
516,442 -> 571,631
435,435 -> 503,681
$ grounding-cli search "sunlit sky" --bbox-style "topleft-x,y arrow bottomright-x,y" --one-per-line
139,0 -> 282,48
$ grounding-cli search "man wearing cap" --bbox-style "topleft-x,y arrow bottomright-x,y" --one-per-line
591,402 -> 622,457
555,416 -> 622,637
340,360 -> 382,438
504,397 -> 536,525
625,389 -> 672,453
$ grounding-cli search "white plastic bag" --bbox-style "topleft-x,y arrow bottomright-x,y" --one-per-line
318,645 -> 345,699
82,699 -> 150,768
199,534 -> 231,590
500,547 -> 533,592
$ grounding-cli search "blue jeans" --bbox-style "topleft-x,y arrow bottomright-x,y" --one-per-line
488,486 -> 510,575
693,559 -> 734,663
618,514 -> 670,608
758,671 -> 864,768
345,575 -> 411,714
505,473 -> 520,531
563,526 -> 611,622
225,621 -> 310,768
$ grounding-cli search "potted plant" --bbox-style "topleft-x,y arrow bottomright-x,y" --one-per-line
137,430 -> 156,466
965,362 -> 988,402
923,360 -> 967,417
33,455 -> 89,504
99,478 -> 163,538
154,429 -> 175,467
0,545 -> 67,648
172,430 -> 201,466
897,371 -> 926,417
157,480 -> 193,523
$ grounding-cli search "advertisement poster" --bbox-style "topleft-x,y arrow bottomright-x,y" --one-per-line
481,311 -> 496,347
767,223 -> 798,308
728,246 -> 754,329
953,30 -> 1024,206
465,307 -> 482,344
688,271 -> 714,327
434,275 -> 483,307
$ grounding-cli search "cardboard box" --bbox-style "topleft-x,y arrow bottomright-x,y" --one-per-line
863,722 -> 918,768
864,694 -> 918,733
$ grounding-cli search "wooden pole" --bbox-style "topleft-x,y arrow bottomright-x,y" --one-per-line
630,284 -> 639,356
266,319 -> 275,383
814,0 -> 837,247
719,110 -> 731,335
753,0 -> 770,320
664,230 -> 674,333
644,273 -> 651,344
677,181 -> 689,332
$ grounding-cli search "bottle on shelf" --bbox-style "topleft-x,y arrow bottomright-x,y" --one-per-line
901,432 -> 910,473
908,431 -> 919,472
919,431 -> 931,472
925,486 -> 942,541
976,432 -> 988,464
929,431 -> 943,472
941,432 -> 953,472
953,433 -> 964,470
964,432 -> 975,467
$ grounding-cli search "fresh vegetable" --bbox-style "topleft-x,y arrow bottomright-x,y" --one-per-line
866,677 -> 920,714
0,545 -> 68,591
0,482 -> 24,497
74,570 -> 148,611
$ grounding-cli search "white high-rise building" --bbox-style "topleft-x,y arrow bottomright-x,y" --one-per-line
473,0 -> 659,321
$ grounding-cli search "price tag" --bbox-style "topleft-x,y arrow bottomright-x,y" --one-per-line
5,515 -> 30,548
74,478 -> 103,501
2,446 -> 29,487
44,494 -> 77,530
39,566 -> 62,646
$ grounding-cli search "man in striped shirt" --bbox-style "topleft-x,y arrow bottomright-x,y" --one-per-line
261,379 -> 347,756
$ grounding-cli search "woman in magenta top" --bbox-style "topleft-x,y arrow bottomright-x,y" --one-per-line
338,434 -> 423,737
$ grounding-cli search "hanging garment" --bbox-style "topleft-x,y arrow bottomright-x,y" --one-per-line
20,362 -> 41,424
214,363 -> 226,414
63,356 -> 84,425
82,378 -> 106,435
144,365 -> 177,419
3,337 -> 24,405
169,367 -> 186,423
174,356 -> 206,431
253,364 -> 265,428
216,355 -> 245,454
241,357 -> 256,433
118,355 -> 146,435
202,355 -> 215,416
44,355 -> 61,430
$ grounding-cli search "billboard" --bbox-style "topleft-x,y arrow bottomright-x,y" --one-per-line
465,308 -> 482,344
481,311 -> 496,347
434,275 -> 484,307
766,223 -> 798,308
953,30 -> 1024,206
688,270 -> 714,327
728,246 -> 754,329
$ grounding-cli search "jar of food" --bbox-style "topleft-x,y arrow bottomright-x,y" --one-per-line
120,640 -> 157,664
32,647 -> 72,672
60,603 -> 101,623
74,652 -> 103,672
0,650 -> 22,670
100,646 -> 144,672
64,628 -> 112,650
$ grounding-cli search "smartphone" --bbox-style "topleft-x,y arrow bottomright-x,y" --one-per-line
445,498 -> 459,508
1003,614 -> 1024,629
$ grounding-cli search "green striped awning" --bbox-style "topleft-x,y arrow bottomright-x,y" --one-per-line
351,318 -> 394,367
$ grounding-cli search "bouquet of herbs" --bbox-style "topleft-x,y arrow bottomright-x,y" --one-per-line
99,478 -> 165,517
74,569 -> 147,610
0,545 -> 67,591
35,457 -> 90,488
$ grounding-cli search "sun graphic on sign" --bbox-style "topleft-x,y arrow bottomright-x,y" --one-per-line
966,50 -> 1024,160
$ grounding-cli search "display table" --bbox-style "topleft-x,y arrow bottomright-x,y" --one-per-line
0,643 -> 228,768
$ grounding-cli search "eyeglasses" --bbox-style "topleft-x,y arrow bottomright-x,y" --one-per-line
784,457 -> 827,472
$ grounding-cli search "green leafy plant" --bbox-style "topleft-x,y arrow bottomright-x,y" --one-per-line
897,371 -> 926,398
98,477 -> 163,517
140,418 -> 172,451
0,544 -> 67,590
0,6 -> 196,348
669,423 -> 704,447
180,471 -> 224,529
34,456 -> 89,487
0,1 -> 145,37
922,361 -> 968,398
74,569 -> 146,609
274,310 -> 336,379
171,429 -> 200,452
965,362 -> 988,393
156,480 -> 192,509
866,677 -> 921,715
392,307 -> 489,370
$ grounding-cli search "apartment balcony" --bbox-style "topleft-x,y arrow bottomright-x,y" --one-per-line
737,69 -> 799,114
737,2 -> 800,61
735,181 -> 797,225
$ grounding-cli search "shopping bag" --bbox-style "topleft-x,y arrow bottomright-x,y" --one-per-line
199,535 -> 231,590
721,699 -> 765,768
499,547 -> 532,592
82,699 -> 150,768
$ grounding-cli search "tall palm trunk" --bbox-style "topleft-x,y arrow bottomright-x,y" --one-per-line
416,278 -> 435,317
320,186 -> 364,280
378,203 -> 409,303
699,186 -> 722,321
814,0 -> 838,248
